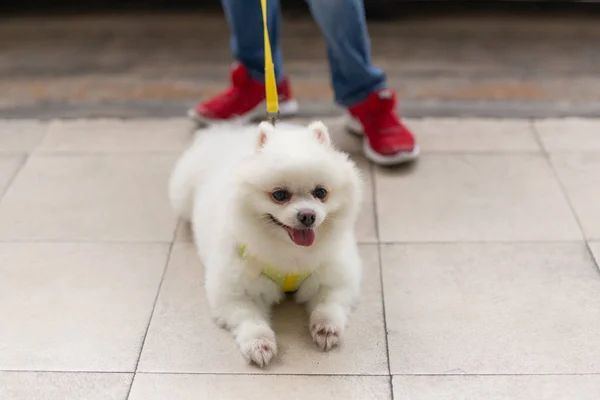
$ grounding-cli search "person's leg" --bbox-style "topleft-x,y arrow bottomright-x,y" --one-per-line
222,0 -> 283,83
189,0 -> 298,123
305,0 -> 419,165
304,0 -> 384,107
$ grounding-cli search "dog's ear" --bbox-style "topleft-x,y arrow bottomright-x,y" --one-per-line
308,121 -> 331,146
257,121 -> 275,150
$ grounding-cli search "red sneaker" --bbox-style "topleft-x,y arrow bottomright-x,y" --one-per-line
347,89 -> 419,165
188,63 -> 299,124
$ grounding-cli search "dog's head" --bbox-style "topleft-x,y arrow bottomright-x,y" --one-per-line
235,121 -> 363,248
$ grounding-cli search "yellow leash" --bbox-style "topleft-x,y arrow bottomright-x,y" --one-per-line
260,0 -> 279,125
253,2 -> 314,293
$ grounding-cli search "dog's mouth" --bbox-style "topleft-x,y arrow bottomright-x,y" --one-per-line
268,214 -> 315,247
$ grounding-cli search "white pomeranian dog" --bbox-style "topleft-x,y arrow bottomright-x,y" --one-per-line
169,120 -> 363,367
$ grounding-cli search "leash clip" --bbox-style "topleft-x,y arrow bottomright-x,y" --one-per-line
266,112 -> 279,126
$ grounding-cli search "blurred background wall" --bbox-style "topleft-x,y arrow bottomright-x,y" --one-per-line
2,1 -> 600,119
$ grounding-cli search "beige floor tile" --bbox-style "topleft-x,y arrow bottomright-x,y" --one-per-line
130,374 -> 391,400
0,156 -> 23,195
0,154 -> 178,241
174,156 -> 377,244
375,154 -> 582,242
382,243 -> 600,374
550,153 -> 600,240
535,118 -> 600,152
0,243 -> 168,371
39,118 -> 194,153
0,372 -> 132,400
288,118 -> 540,154
138,243 -> 387,374
406,118 -> 540,152
352,157 -> 377,243
393,375 -> 600,400
0,120 -> 46,153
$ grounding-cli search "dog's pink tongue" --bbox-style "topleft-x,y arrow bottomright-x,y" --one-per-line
290,229 -> 315,247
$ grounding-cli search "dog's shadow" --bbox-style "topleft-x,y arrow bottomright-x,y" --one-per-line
271,298 -> 315,349
268,297 -> 345,367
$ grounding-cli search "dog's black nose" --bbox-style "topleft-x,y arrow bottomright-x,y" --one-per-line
297,209 -> 316,227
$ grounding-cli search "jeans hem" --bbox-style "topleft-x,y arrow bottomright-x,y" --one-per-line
336,81 -> 388,108
245,64 -> 284,85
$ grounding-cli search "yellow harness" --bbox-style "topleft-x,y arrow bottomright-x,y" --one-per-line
237,244 -> 311,293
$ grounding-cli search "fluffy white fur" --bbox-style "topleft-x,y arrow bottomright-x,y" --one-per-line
169,121 -> 363,367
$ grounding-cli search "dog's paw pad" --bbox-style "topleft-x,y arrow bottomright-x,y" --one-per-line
310,322 -> 340,351
241,336 -> 277,368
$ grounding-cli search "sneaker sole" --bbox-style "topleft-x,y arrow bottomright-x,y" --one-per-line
345,115 -> 420,166
188,99 -> 300,125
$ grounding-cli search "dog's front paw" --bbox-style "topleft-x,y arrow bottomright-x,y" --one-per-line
241,336 -> 277,367
310,319 -> 341,351
239,332 -> 278,368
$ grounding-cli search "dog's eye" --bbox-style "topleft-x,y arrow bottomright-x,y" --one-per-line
271,189 -> 291,202
312,187 -> 328,200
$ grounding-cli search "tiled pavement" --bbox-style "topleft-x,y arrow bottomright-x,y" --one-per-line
1,117 -> 600,399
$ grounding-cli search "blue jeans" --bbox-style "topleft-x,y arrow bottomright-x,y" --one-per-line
221,0 -> 387,107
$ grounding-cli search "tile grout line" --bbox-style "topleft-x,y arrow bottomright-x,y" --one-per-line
529,118 -> 548,154
24,119 -> 51,158
375,239 -> 586,245
0,239 -> 589,245
15,150 -> 600,160
587,242 -> 600,276
140,371 -> 600,377
0,118 -> 50,200
0,239 -> 175,244
124,238 -> 176,399
368,161 -> 395,400
2,369 -> 600,377
0,154 -> 28,204
529,119 -> 600,275
393,372 -> 600,377
0,121 -> 46,203
427,372 -> 599,377
0,369 -> 387,377
30,119 -> 54,156
131,372 -> 394,377
13,150 -> 600,157
31,151 -> 187,157
529,118 -> 583,232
